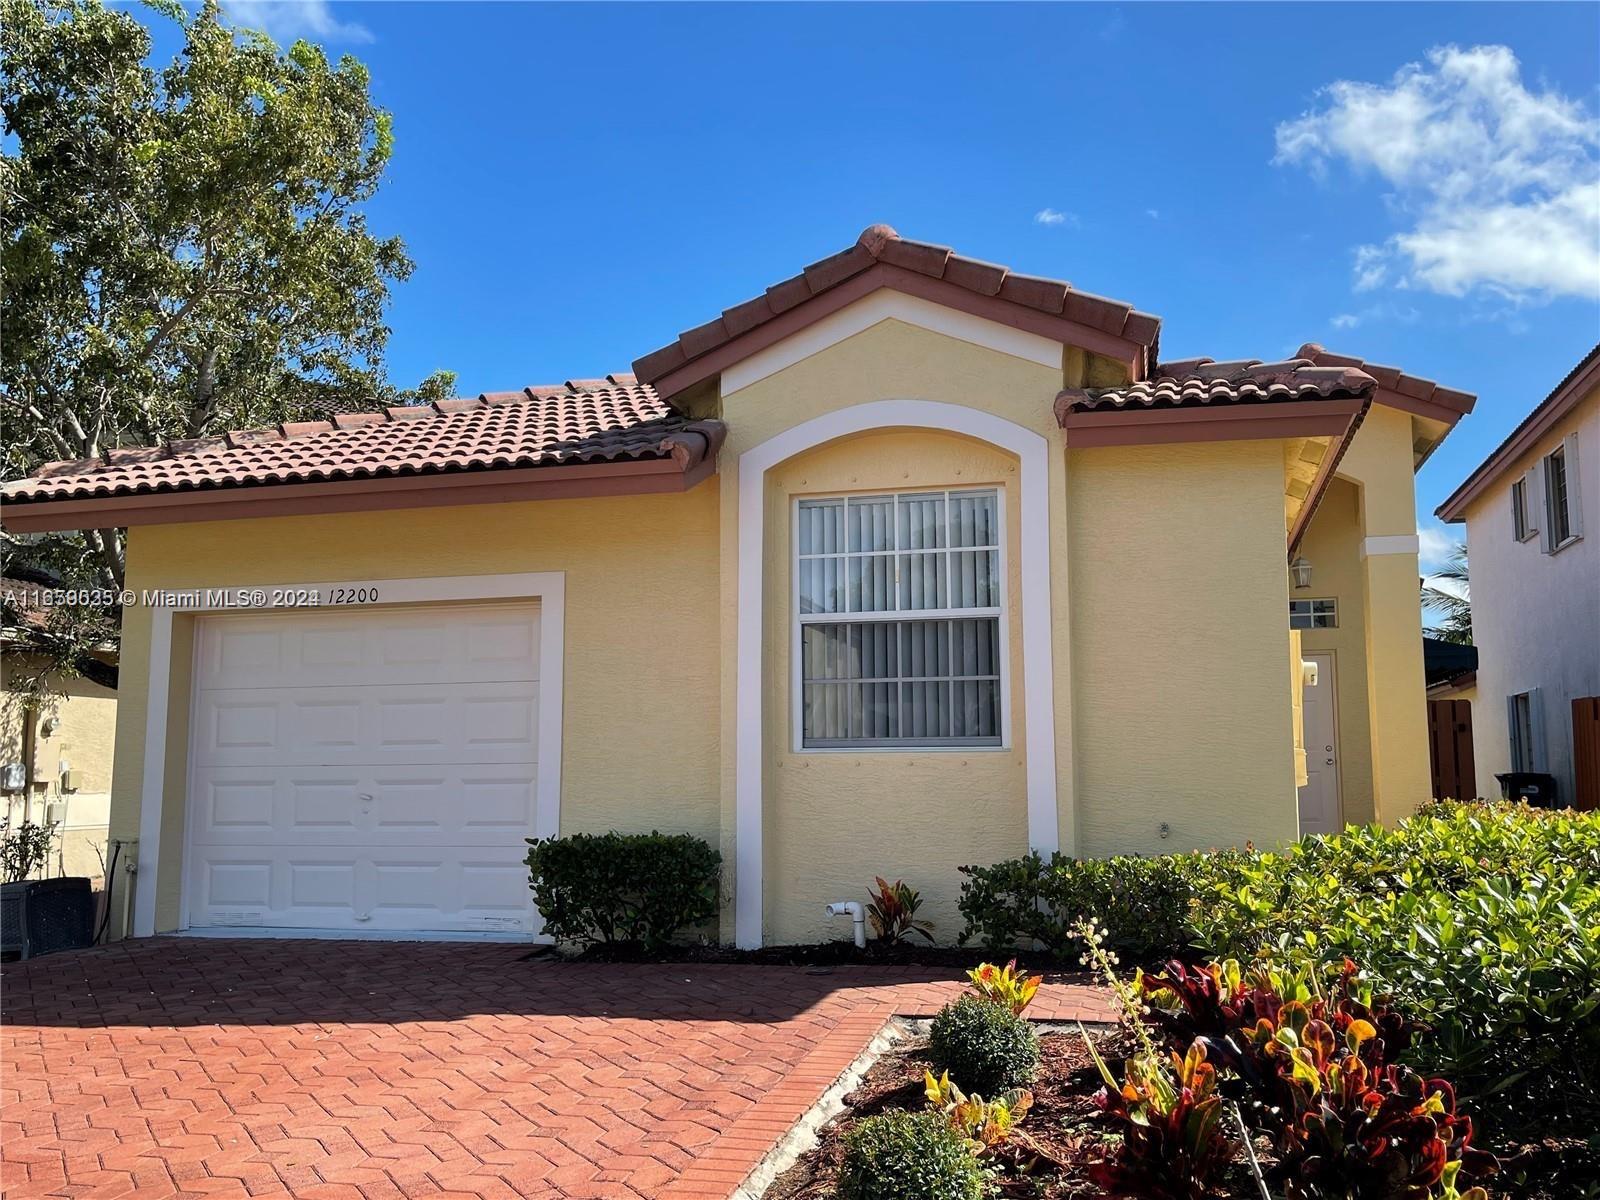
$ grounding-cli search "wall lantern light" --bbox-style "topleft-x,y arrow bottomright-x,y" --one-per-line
1290,556 -> 1313,589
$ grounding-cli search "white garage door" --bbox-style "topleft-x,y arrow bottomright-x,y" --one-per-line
185,603 -> 540,934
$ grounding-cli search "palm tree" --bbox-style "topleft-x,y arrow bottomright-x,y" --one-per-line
1421,544 -> 1471,645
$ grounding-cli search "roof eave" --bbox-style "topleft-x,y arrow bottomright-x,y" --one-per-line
1,450 -> 720,534
1436,344 -> 1600,523
642,263 -> 1153,403
1057,395 -> 1365,448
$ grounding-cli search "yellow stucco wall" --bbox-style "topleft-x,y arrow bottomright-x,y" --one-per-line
762,429 -> 1029,945
1067,440 -> 1301,854
1294,477 -> 1376,825
2,654 -> 118,881
716,316 -> 1073,945
1336,404 -> 1435,821
109,485 -> 722,933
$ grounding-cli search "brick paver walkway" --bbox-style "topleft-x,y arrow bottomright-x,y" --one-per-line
1,939 -> 1108,1200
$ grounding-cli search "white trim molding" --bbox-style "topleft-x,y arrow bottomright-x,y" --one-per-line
1359,534 -> 1421,559
132,572 -> 566,939
722,291 -> 1063,396
736,400 -> 1059,949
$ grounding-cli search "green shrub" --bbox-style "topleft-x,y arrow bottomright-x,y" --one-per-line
957,848 -> 1235,962
838,1110 -> 989,1200
929,994 -> 1039,1095
960,801 -> 1600,1139
1186,802 -> 1600,1133
524,831 -> 720,949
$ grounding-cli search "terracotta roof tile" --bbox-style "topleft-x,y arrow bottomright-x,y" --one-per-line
1296,343 -> 1475,415
1058,355 -> 1377,415
4,380 -> 724,506
633,224 -> 1161,387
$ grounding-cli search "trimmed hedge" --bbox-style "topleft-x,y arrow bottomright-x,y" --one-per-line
957,850 -> 1207,963
524,830 -> 720,949
838,1111 -> 989,1200
929,994 -> 1039,1095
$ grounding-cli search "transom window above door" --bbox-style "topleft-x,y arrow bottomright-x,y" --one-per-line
795,488 -> 1005,749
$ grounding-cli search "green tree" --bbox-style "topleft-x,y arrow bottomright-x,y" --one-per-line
1421,543 -> 1472,645
1,0 -> 448,591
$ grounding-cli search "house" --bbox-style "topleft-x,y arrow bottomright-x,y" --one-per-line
1437,344 -> 1600,811
2,565 -> 119,885
0,225 -> 1475,946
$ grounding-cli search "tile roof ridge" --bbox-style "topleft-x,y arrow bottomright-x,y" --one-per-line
632,224 -> 1161,389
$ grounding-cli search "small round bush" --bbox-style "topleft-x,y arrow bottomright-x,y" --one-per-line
838,1110 -> 988,1200
929,994 -> 1039,1094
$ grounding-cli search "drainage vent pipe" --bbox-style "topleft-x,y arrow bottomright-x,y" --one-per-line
825,901 -> 866,949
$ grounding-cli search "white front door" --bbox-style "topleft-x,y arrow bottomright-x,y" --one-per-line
1298,651 -> 1341,835
185,602 -> 540,934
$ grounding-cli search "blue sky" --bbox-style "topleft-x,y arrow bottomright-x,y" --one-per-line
187,3 -> 1598,569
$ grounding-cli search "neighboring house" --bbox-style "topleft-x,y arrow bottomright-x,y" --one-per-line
1437,344 -> 1600,812
0,225 -> 1474,946
1,569 -> 119,884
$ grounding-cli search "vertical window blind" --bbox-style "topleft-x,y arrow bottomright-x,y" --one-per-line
797,489 -> 1003,747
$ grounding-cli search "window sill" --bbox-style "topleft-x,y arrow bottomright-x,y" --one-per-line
1549,533 -> 1583,556
792,744 -> 1011,756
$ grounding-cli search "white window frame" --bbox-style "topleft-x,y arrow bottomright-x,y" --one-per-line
1511,477 -> 1533,542
1542,435 -> 1584,554
1289,598 -> 1338,629
791,485 -> 1011,752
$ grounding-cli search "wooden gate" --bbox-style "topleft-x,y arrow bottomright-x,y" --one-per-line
1574,697 -> 1600,812
1428,699 -> 1476,801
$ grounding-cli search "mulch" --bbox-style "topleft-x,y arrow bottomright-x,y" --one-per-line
764,1027 -> 1125,1200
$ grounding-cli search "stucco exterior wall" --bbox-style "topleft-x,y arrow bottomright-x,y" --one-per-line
761,429 -> 1029,945
109,485 -> 722,934
1460,387 -> 1600,803
2,656 -> 118,882
1067,440 -> 1300,855
717,315 -> 1070,945
1335,404 -> 1435,821
1294,477 -> 1376,825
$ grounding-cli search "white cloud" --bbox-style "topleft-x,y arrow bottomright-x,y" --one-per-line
1145,208 -> 1161,220
1275,45 -> 1600,301
1331,313 -> 1361,329
225,0 -> 373,45
1034,208 -> 1079,227
1352,244 -> 1389,291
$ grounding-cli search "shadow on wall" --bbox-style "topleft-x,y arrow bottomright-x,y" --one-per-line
1,936 -> 966,1028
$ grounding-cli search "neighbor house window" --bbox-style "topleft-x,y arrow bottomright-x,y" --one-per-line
1545,444 -> 1573,547
1289,598 -> 1338,629
797,488 -> 1003,748
1508,690 -> 1543,772
1511,478 -> 1532,541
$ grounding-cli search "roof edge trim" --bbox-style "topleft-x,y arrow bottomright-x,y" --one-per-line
1436,343 -> 1600,523
1,429 -> 724,533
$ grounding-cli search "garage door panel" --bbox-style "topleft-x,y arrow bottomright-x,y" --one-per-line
192,765 -> 537,846
191,682 -> 539,768
186,602 -> 541,935
192,847 -> 532,932
197,606 -> 539,691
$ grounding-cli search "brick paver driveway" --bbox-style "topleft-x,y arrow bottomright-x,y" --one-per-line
2,938 -> 1108,1200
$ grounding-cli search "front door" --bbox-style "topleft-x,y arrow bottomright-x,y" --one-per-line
1298,651 -> 1341,835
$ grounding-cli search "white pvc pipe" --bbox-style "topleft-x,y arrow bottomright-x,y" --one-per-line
825,901 -> 866,949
